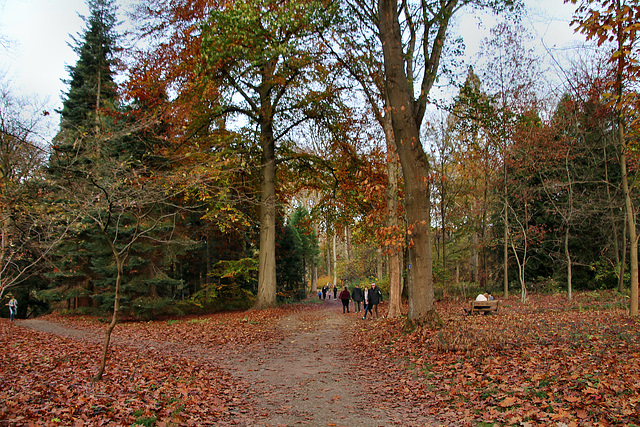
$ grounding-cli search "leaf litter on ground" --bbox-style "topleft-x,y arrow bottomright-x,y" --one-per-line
1,292 -> 639,426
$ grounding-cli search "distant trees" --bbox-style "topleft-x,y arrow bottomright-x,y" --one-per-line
421,14 -> 639,307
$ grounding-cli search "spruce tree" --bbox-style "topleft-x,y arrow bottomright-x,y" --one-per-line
50,0 -> 119,176
45,0 -> 120,311
59,0 -> 118,135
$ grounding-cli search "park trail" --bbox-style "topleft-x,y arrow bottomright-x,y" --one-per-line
21,297 -> 436,427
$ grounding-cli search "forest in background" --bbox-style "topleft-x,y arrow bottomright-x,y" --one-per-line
0,0 -> 638,324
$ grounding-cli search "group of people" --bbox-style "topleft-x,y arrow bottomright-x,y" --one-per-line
337,283 -> 383,319
319,285 -> 338,300
475,291 -> 494,301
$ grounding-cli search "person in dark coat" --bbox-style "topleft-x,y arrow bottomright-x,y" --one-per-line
351,284 -> 364,313
322,286 -> 327,300
368,283 -> 383,319
333,285 -> 338,300
339,286 -> 351,313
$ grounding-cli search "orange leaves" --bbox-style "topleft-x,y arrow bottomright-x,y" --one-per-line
498,396 -> 518,407
0,304 -> 304,426
349,291 -> 640,425
5,294 -> 640,425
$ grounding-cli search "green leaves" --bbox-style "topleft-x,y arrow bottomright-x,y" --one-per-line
201,0 -> 335,87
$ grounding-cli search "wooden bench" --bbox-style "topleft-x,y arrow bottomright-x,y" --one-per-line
467,300 -> 499,315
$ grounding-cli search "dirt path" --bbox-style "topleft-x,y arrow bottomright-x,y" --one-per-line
21,299 -> 434,426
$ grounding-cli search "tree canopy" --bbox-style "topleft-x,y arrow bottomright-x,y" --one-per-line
2,0 -> 640,329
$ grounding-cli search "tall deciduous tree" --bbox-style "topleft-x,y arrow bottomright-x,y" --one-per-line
568,0 -> 640,314
374,0 -> 518,326
201,0 -> 337,309
328,2 -> 405,318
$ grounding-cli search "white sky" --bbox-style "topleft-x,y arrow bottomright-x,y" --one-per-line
0,0 -> 585,143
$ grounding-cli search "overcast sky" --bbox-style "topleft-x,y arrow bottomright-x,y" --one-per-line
0,0 -> 584,143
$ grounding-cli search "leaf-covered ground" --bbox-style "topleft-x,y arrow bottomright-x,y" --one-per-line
355,291 -> 640,426
0,308 -> 292,426
1,291 -> 639,426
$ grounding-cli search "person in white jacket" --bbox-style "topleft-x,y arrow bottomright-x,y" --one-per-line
8,296 -> 17,321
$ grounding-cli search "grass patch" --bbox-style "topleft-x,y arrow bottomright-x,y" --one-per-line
133,415 -> 157,427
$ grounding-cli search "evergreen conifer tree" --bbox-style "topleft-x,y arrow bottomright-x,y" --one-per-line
45,0 -> 120,312
58,0 -> 118,139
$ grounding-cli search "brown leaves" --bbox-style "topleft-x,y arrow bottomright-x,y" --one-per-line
4,294 -> 640,426
351,291 -> 640,425
0,305 -> 303,426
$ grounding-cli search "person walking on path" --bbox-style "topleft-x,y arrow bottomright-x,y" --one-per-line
362,285 -> 372,319
322,286 -> 327,300
8,295 -> 17,322
339,286 -> 351,313
351,284 -> 364,313
368,283 -> 383,319
333,285 -> 338,300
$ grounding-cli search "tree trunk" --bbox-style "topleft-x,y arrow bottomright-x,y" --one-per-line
332,233 -> 337,288
503,176 -> 509,298
621,149 -> 638,315
206,239 -> 212,287
379,0 -> 436,326
619,215 -> 627,293
564,149 -> 574,301
345,225 -> 353,261
375,248 -> 382,280
472,231 -> 479,284
311,222 -> 318,294
327,244 -> 331,277
254,110 -> 277,309
565,226 -> 572,302
384,114 -> 403,318
440,167 -> 447,289
93,253 -> 125,382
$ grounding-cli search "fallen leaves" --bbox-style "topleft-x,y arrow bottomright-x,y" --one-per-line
351,291 -> 640,425
2,292 -> 640,426
0,305 -> 308,426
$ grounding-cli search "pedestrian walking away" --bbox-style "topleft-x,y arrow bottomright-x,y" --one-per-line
351,284 -> 364,313
368,283 -> 383,319
339,286 -> 351,313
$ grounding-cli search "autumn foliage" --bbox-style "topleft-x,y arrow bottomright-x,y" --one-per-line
1,292 -> 638,426
0,307 -> 290,426
356,291 -> 640,425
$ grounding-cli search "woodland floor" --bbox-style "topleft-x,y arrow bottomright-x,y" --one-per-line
1,291 -> 640,426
